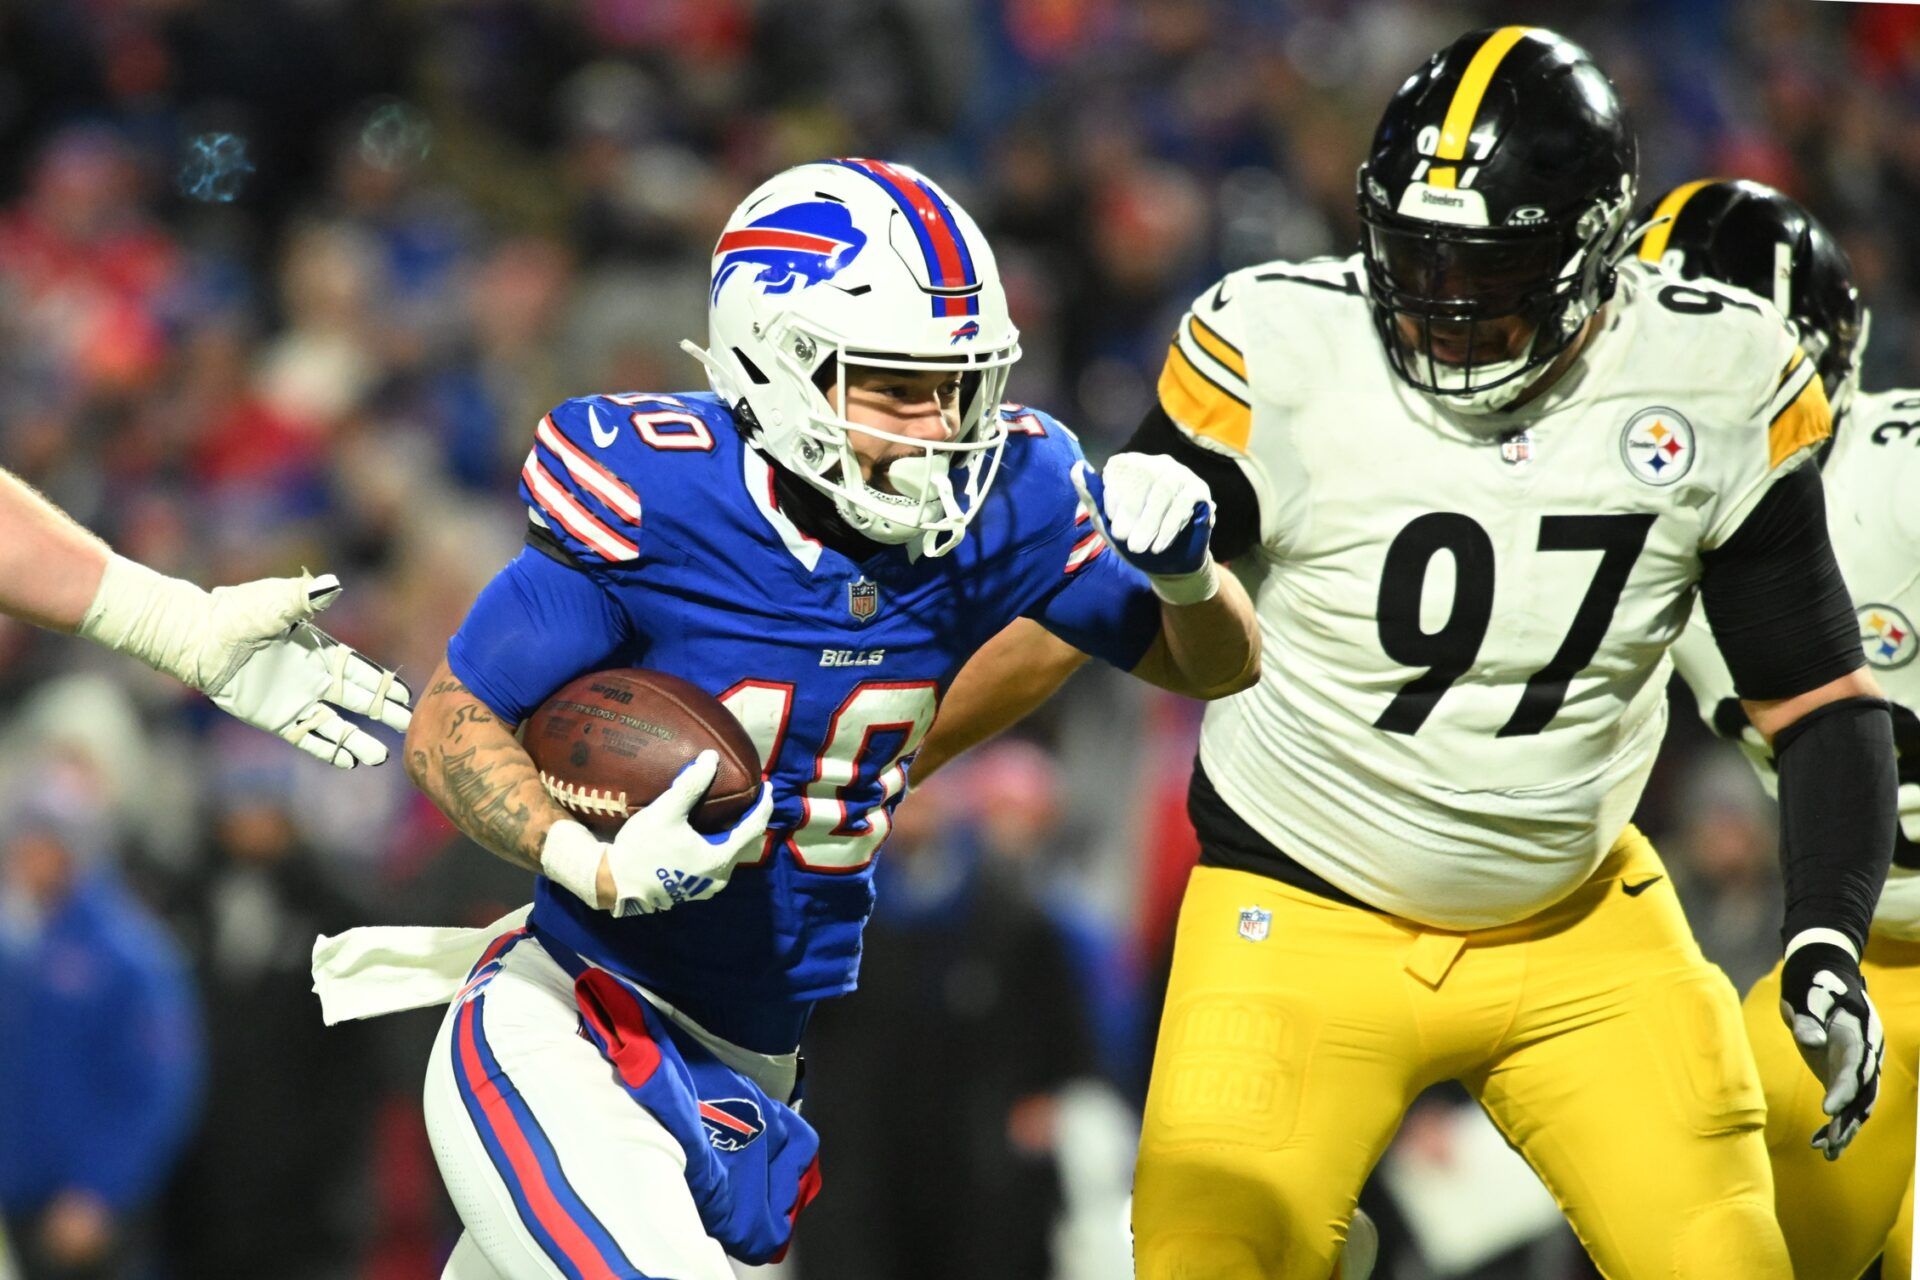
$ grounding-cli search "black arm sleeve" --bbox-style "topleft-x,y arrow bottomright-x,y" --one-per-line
1697,465 -> 1862,701
527,519 -> 585,568
1122,404 -> 1264,562
1773,696 -> 1897,949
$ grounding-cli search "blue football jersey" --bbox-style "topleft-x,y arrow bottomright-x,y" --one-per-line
447,392 -> 1160,1052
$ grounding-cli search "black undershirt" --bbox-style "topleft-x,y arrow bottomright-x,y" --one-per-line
1188,760 -> 1371,908
769,463 -> 892,561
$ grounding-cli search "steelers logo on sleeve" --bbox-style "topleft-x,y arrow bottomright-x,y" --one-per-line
1859,604 -> 1918,670
1619,407 -> 1695,486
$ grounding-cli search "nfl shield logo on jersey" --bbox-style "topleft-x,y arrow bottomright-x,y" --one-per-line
1237,906 -> 1272,943
1619,408 -> 1695,486
847,576 -> 880,622
1858,603 -> 1917,669
1498,429 -> 1533,467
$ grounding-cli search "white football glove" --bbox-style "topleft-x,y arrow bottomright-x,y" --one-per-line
78,554 -> 412,767
541,750 -> 774,918
1070,454 -> 1219,604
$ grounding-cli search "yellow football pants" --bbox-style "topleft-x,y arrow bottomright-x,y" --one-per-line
1135,826 -> 1788,1279
1742,934 -> 1920,1280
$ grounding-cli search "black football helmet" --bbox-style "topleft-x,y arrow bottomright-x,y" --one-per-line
1358,27 -> 1638,415
1632,178 -> 1866,423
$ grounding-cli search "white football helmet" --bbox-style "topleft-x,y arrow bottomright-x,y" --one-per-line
684,159 -> 1021,556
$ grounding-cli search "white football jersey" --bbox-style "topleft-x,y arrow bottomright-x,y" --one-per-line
1670,387 -> 1920,939
1164,254 -> 1830,929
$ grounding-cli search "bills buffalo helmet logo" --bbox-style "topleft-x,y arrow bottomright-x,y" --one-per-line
949,320 -> 980,344
711,202 -> 868,303
699,1097 -> 766,1152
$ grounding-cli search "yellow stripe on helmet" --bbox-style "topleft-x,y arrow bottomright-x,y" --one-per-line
1637,178 -> 1719,264
1427,26 -> 1537,189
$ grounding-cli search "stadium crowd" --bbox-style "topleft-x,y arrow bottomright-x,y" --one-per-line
2,0 -> 1917,1276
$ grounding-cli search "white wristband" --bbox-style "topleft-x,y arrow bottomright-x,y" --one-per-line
1784,926 -> 1860,964
541,820 -> 607,910
1148,557 -> 1220,606
76,554 -> 213,686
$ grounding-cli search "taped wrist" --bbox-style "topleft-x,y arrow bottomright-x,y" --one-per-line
541,820 -> 607,909
76,554 -> 213,686
1774,695 -> 1897,950
1149,558 -> 1220,605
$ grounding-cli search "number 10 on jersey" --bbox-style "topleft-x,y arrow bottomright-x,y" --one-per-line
719,678 -> 940,871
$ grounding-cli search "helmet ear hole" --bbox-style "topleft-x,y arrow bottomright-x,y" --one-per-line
733,349 -> 772,386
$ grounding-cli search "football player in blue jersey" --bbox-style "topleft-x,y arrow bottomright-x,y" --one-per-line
379,158 -> 1258,1279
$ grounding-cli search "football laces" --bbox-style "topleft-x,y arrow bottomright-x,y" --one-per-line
538,771 -> 631,820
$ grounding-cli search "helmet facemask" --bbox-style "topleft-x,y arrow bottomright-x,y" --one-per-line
1806,301 -> 1868,428
1361,192 -> 1629,416
795,333 -> 1014,557
686,306 -> 1016,557
1817,305 -> 1869,463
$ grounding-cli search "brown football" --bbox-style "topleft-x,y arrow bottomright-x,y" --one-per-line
521,669 -> 762,836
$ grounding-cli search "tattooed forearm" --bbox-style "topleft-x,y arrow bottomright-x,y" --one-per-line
404,657 -> 571,874
447,702 -> 496,734
436,742 -> 548,870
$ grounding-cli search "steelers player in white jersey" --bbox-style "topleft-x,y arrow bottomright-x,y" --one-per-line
1639,178 -> 1917,1280
913,26 -> 1901,1279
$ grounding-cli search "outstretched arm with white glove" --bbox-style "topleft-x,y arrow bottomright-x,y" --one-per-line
912,453 -> 1262,782
1,466 -> 410,766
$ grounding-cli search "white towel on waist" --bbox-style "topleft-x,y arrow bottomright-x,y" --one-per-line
310,904 -> 533,1025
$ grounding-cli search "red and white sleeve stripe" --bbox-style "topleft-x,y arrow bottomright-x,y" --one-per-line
535,415 -> 642,525
1064,495 -> 1107,573
522,452 -> 639,562
1064,525 -> 1106,574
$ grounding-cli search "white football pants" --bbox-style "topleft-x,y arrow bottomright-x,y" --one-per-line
424,934 -> 790,1280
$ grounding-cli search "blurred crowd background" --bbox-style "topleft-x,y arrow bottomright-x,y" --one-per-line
1,0 -> 1913,1277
